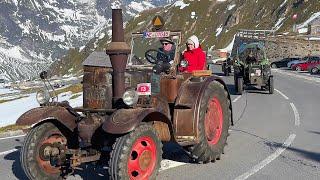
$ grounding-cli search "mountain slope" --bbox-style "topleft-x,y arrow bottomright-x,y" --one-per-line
0,0 -> 175,81
51,0 -> 320,76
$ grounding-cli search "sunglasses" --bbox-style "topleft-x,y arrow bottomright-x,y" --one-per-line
186,43 -> 194,46
162,42 -> 170,45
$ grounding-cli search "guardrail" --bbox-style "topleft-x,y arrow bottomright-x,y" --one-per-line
236,29 -> 276,39
236,29 -> 320,41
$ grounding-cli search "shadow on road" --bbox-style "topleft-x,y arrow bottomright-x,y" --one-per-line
308,131 -> 320,135
162,142 -> 193,163
4,146 -> 28,180
230,128 -> 270,142
245,86 -> 270,95
213,72 -> 225,76
71,164 -> 109,180
265,141 -> 320,163
226,84 -> 238,95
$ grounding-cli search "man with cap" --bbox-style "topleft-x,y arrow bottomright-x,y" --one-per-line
157,38 -> 176,63
180,35 -> 206,72
153,38 -> 176,73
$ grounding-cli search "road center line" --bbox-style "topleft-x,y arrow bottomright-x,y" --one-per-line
0,134 -> 25,141
290,103 -> 300,126
275,89 -> 289,100
235,134 -> 296,180
232,95 -> 242,103
0,148 -> 19,156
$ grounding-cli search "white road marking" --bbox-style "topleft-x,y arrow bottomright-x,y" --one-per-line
0,134 -> 25,141
274,89 -> 289,100
290,103 -> 300,126
0,148 -> 19,156
160,159 -> 187,171
232,95 -> 242,103
235,134 -> 296,180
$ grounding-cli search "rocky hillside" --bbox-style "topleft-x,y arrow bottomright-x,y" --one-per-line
0,0 -> 175,81
52,0 -> 320,76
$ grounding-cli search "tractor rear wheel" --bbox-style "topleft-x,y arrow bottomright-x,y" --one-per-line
269,76 -> 274,94
236,77 -> 243,95
186,81 -> 231,163
21,122 -> 68,180
109,123 -> 162,180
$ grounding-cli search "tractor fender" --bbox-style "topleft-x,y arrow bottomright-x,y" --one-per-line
16,106 -> 79,131
173,75 -> 233,142
102,108 -> 173,141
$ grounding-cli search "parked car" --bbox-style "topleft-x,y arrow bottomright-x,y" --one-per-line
288,56 -> 319,69
291,56 -> 320,71
308,64 -> 320,74
271,57 -> 300,68
287,58 -> 305,68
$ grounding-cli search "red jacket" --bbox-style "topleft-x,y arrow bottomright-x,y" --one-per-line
181,47 -> 206,72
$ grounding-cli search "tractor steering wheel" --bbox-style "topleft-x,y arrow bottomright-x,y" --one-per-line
145,49 -> 169,64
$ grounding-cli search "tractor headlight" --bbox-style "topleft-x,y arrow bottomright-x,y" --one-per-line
122,89 -> 139,106
36,89 -> 50,105
180,59 -> 189,68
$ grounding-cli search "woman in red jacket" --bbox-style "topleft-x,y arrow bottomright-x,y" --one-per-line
180,35 -> 206,72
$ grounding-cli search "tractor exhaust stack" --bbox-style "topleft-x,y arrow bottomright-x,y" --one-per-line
106,9 -> 131,107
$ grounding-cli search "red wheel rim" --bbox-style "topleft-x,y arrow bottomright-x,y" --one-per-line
205,97 -> 223,145
36,132 -> 66,174
127,136 -> 157,180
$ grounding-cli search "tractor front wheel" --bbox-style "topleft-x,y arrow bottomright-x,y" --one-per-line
109,123 -> 162,180
21,122 -> 68,180
186,81 -> 231,163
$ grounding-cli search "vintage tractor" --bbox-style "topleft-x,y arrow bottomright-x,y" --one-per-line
16,9 -> 233,180
233,42 -> 274,95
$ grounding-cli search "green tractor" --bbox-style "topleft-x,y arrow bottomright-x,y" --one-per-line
233,42 -> 274,95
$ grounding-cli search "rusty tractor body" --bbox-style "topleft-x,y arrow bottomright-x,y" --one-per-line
17,9 -> 233,180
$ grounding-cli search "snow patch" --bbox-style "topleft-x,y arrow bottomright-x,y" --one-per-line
137,21 -> 146,26
0,90 -> 84,127
279,0 -> 288,8
128,2 -> 155,12
111,1 -> 121,9
227,4 -> 236,11
297,12 -> 320,29
298,27 -> 308,34
216,25 -> 223,37
0,46 -> 27,62
220,35 -> 236,53
173,1 -> 190,9
273,17 -> 286,31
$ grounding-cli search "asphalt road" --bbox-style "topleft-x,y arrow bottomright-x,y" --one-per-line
0,66 -> 319,180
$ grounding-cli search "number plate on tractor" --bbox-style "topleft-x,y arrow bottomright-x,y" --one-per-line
143,31 -> 170,38
137,83 -> 151,95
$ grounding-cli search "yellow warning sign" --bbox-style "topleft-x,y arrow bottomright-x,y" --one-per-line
152,15 -> 165,30
154,17 -> 162,26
